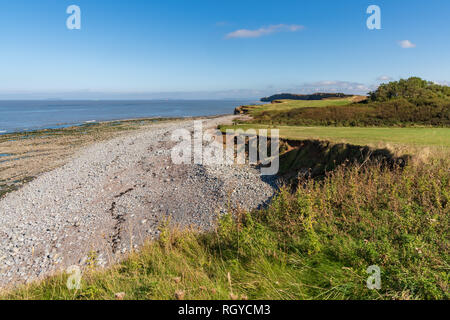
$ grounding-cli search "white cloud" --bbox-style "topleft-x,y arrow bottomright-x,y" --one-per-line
0,82 -> 372,99
432,80 -> 450,86
225,24 -> 304,39
317,81 -> 337,85
398,40 -> 416,49
215,21 -> 230,27
377,75 -> 393,81
284,81 -> 374,95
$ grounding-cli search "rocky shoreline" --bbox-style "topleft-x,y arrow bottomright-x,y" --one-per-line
0,116 -> 277,288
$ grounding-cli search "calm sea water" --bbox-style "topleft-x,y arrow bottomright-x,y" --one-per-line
0,100 -> 260,134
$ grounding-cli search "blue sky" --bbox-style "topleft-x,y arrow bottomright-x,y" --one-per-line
0,0 -> 449,99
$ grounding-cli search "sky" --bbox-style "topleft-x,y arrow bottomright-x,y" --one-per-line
0,0 -> 449,99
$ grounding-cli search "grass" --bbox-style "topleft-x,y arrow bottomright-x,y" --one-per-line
220,124 -> 450,151
239,98 -> 355,116
243,97 -> 450,127
3,160 -> 448,300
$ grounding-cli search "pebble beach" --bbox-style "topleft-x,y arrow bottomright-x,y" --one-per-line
0,116 -> 277,288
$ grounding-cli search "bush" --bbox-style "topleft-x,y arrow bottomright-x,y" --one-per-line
251,77 -> 450,127
251,97 -> 450,127
369,77 -> 450,102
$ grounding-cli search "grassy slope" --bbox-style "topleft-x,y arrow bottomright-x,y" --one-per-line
220,124 -> 450,148
245,95 -> 450,127
242,98 -> 355,116
4,161 -> 448,300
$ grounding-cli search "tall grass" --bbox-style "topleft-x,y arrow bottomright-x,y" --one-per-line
3,161 -> 448,300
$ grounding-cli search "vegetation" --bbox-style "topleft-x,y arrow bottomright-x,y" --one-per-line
235,97 -> 356,116
220,124 -> 450,150
243,78 -> 450,127
369,77 -> 450,102
249,99 -> 450,127
261,92 -> 353,102
2,77 -> 449,300
3,160 -> 448,300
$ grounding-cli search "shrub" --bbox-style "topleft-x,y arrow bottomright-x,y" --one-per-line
251,78 -> 450,127
251,97 -> 450,127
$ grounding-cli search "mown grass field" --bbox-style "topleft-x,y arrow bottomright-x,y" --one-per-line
255,98 -> 355,111
220,124 -> 450,149
237,98 -> 356,116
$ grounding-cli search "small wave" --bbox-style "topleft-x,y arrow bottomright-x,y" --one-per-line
0,130 -> 7,133
84,120 -> 97,123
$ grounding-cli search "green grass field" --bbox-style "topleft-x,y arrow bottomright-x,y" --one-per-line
221,124 -> 450,149
241,98 -> 356,115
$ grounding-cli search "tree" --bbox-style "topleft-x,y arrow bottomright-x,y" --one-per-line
369,77 -> 450,102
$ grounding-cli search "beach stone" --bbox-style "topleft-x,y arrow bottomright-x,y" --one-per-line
0,116 -> 277,288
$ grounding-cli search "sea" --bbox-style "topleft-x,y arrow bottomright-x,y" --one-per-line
0,100 -> 261,134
